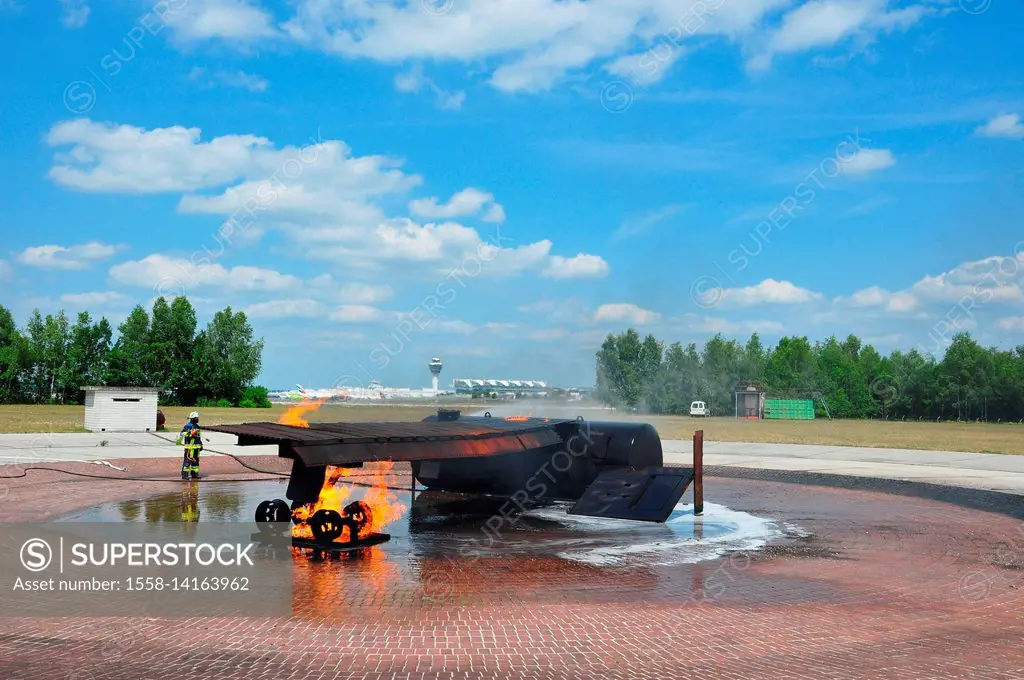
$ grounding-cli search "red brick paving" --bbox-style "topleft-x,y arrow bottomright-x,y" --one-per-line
0,457 -> 1022,679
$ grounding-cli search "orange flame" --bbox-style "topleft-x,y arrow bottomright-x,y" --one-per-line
291,461 -> 407,543
277,398 -> 326,428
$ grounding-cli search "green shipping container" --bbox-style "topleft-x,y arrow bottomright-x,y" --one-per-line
763,399 -> 815,420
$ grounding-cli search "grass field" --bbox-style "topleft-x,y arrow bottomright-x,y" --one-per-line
1,403 -> 1022,454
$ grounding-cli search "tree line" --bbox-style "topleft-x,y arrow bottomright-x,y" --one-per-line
0,297 -> 267,407
596,329 -> 1024,421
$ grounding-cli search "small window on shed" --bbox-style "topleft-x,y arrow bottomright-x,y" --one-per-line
112,398 -> 142,402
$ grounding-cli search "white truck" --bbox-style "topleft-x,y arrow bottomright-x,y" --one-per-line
689,401 -> 709,417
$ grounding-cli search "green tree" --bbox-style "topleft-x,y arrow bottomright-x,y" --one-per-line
764,336 -> 816,395
107,306 -> 151,387
194,307 -> 263,405
0,305 -> 30,403
147,297 -> 176,393
24,310 -> 73,403
66,312 -> 113,403
742,333 -> 767,382
167,297 -> 198,404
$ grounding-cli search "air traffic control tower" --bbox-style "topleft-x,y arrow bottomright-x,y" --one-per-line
429,357 -> 443,394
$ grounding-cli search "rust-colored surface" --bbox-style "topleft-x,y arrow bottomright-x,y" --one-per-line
1,458 -> 1023,679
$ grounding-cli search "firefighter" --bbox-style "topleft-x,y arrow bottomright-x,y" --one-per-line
175,411 -> 204,480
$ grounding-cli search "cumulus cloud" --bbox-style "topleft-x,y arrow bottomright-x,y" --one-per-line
47,119 -> 598,280
409,188 -> 504,222
337,283 -> 394,304
836,251 -> 1024,315
243,299 -> 326,319
109,254 -> 302,293
59,291 -> 130,307
843,148 -> 896,175
181,0 -> 811,93
330,304 -> 396,323
164,0 -> 279,42
751,0 -> 931,71
543,254 -> 610,280
593,303 -> 661,325
975,113 -> 1024,140
840,285 -> 918,312
18,242 -> 122,269
720,279 -> 824,307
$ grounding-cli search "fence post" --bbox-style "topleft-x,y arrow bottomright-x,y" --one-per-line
693,429 -> 704,516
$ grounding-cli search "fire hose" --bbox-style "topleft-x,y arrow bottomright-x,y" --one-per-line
0,433 -> 415,490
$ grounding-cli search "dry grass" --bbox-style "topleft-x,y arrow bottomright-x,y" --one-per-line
0,404 -> 1021,454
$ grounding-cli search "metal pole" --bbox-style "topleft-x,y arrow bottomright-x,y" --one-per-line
693,429 -> 704,516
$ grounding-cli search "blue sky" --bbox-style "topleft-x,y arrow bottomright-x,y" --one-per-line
0,0 -> 1022,390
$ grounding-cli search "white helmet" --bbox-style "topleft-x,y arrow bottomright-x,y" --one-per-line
189,411 -> 200,420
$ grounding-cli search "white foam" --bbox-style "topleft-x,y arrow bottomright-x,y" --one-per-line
526,501 -> 787,567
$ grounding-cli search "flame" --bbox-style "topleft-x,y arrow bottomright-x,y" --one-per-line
359,460 -> 407,534
503,415 -> 530,422
277,398 -> 326,428
291,461 -> 407,543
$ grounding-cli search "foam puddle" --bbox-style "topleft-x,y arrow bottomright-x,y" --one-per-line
523,501 -> 786,567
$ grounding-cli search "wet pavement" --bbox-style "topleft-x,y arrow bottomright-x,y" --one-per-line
2,460 -> 1023,679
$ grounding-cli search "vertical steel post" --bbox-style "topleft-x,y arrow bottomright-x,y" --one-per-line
693,429 -> 704,516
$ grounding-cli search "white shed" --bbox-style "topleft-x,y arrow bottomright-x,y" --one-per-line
82,386 -> 160,433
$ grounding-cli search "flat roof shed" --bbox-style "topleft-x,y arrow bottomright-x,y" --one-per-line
82,386 -> 160,433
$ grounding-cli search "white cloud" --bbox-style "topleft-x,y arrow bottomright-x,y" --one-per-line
393,65 -> 465,111
59,0 -> 89,29
409,188 -> 504,221
752,0 -> 930,71
837,251 -> 1024,316
843,147 -> 896,175
543,254 -> 610,280
604,48 -> 686,87
188,67 -> 270,92
675,314 -> 786,335
274,0 -> 793,93
330,304 -> 395,323
46,120 -> 273,193
59,291 -> 130,307
593,303 -> 661,325
997,317 -> 1024,332
481,204 -> 506,223
18,242 -> 121,269
721,279 -> 824,307
164,0 -> 279,42
975,113 -> 1024,140
337,283 -> 394,304
769,0 -> 877,53
841,285 -> 918,312
48,119 -> 601,283
244,299 -> 326,319
109,254 -> 302,293
613,203 -> 687,241
0,260 -> 12,281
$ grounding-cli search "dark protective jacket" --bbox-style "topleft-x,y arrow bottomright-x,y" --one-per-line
176,422 -> 203,453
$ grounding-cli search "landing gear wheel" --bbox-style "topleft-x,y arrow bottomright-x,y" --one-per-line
310,509 -> 344,543
343,501 -> 374,537
255,499 -> 291,531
